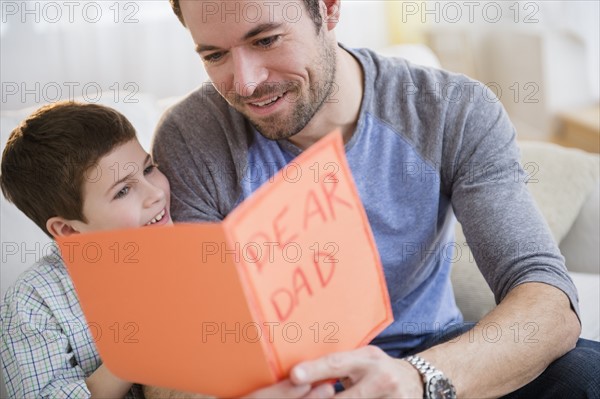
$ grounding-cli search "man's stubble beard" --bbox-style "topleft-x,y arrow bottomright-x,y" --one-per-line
228,36 -> 338,141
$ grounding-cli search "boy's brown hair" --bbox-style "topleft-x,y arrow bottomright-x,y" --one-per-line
0,101 -> 136,237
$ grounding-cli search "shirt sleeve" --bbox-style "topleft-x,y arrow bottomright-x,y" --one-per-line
153,117 -> 226,223
1,282 -> 92,399
152,91 -> 251,223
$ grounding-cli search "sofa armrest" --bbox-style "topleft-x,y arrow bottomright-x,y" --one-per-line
450,224 -> 496,322
559,184 -> 600,275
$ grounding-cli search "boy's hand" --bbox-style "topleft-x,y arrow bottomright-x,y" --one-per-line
243,379 -> 334,399
84,364 -> 134,398
143,385 -> 213,399
143,380 -> 335,399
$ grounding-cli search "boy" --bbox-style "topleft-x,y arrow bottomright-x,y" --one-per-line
0,101 -> 172,398
0,102 -> 323,399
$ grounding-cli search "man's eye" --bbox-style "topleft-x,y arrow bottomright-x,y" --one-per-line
114,186 -> 130,199
255,35 -> 280,48
143,164 -> 157,175
203,52 -> 224,63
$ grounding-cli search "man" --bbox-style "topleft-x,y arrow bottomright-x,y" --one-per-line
152,0 -> 598,397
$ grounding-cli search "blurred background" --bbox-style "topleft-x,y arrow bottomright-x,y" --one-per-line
1,0 -> 598,145
1,1 -> 599,396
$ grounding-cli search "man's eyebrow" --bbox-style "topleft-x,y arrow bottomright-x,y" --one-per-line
243,22 -> 282,41
196,43 -> 219,53
107,154 -> 151,195
195,22 -> 283,53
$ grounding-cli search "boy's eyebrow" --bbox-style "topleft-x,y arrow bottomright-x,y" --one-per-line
107,154 -> 151,195
195,22 -> 282,53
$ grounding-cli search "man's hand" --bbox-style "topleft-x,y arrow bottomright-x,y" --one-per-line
289,346 -> 423,398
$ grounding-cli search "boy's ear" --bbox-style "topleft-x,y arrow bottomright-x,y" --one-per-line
46,217 -> 80,238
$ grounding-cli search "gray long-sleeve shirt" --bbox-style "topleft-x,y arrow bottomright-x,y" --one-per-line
152,45 -> 578,352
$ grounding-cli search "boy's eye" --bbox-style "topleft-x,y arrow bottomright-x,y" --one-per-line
255,35 -> 279,48
143,164 -> 157,175
114,186 -> 130,200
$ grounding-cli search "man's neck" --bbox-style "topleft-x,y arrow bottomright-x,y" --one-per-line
288,46 -> 364,150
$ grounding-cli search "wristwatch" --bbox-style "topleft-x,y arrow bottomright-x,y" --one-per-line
404,355 -> 456,399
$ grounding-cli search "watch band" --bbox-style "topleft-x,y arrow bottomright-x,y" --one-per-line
405,355 -> 438,377
404,355 -> 456,399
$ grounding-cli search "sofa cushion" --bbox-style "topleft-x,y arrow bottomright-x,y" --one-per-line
518,141 -> 600,243
452,141 -> 600,342
450,223 -> 495,321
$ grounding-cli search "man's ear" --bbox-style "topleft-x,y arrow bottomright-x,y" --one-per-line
321,0 -> 341,30
46,217 -> 80,238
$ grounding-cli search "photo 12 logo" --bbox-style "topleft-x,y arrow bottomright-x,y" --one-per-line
201,321 -> 340,344
1,1 -> 140,24
1,82 -> 139,104
398,1 -> 540,24
198,1 -> 304,24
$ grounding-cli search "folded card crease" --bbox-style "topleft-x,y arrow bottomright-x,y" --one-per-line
58,131 -> 392,397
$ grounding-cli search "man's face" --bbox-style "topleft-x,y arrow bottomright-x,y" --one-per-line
181,0 -> 337,140
71,138 -> 173,233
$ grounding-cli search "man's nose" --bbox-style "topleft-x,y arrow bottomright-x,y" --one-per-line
231,48 -> 268,98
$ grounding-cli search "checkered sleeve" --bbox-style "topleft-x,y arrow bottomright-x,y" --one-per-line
1,280 -> 92,398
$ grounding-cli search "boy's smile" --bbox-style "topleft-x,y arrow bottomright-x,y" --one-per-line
68,138 -> 173,233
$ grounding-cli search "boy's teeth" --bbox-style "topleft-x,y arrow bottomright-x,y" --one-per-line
147,209 -> 166,225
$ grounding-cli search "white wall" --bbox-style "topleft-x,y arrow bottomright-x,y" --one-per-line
0,1 -> 389,111
423,1 -> 599,139
1,1 -> 203,111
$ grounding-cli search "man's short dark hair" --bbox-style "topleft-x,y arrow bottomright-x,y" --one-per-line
0,101 -> 136,237
169,0 -> 323,29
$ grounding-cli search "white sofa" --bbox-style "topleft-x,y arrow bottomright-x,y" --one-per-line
1,49 -> 599,396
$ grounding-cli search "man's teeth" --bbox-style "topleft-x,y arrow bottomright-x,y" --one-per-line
146,209 -> 166,225
252,95 -> 281,107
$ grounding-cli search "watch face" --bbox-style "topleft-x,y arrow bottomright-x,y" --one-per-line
428,374 -> 456,399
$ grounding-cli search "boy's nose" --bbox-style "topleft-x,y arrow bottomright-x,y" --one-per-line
143,181 -> 165,208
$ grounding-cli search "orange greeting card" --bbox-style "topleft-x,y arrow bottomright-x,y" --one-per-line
57,131 -> 392,397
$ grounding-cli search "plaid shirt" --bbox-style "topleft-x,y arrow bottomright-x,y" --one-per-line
0,246 -> 143,398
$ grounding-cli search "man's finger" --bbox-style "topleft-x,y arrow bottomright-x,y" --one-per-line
291,347 -> 374,384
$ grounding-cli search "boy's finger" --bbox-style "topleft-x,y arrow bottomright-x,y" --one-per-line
302,383 -> 335,399
242,379 -> 311,399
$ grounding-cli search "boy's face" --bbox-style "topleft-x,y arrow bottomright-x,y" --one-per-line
70,138 -> 173,233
